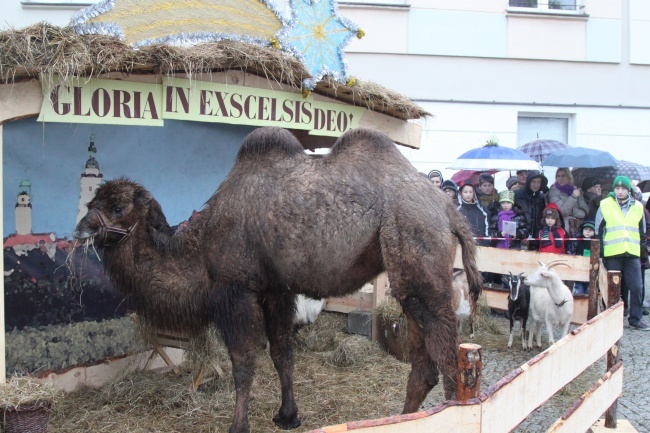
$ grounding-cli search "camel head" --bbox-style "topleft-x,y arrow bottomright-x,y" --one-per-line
74,177 -> 170,248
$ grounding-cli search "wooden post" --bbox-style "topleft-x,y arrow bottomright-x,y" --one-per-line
456,343 -> 482,401
371,273 -> 389,342
587,239 -> 601,320
605,270 -> 622,428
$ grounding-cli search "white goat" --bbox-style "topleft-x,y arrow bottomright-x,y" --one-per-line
294,294 -> 326,326
524,261 -> 574,349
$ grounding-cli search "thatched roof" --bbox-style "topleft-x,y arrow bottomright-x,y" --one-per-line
0,23 -> 429,121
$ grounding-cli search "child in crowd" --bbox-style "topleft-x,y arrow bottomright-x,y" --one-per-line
489,190 -> 529,289
490,190 -> 529,251
538,203 -> 566,254
567,220 -> 596,295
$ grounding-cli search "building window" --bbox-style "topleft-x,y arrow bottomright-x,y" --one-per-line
508,0 -> 584,13
517,114 -> 571,149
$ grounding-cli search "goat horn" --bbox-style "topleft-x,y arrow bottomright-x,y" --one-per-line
547,261 -> 573,270
518,272 -> 524,278
538,261 -> 546,267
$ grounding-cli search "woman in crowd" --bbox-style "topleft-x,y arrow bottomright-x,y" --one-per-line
514,170 -> 549,251
548,167 -> 589,237
457,180 -> 491,247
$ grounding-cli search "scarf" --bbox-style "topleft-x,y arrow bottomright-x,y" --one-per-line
553,182 -> 575,197
497,210 -> 516,249
540,225 -> 563,248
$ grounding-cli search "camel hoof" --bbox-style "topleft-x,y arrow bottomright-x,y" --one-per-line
273,415 -> 301,430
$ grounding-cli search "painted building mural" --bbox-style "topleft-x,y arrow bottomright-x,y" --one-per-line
3,118 -> 255,373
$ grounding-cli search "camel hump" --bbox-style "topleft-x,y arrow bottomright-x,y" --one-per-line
236,127 -> 304,162
330,127 -> 398,156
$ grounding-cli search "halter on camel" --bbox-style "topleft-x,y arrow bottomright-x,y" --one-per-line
91,209 -> 138,247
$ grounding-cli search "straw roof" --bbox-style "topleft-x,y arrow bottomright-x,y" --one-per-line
0,23 -> 429,121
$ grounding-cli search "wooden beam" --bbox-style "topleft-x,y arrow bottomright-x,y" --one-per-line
480,304 -> 623,433
605,271 -> 622,429
454,246 -> 592,281
546,362 -> 623,433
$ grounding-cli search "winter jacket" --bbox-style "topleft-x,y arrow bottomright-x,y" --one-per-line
514,170 -> 548,250
583,190 -> 602,221
458,199 -> 491,247
476,190 -> 499,214
538,225 -> 567,254
488,203 -> 529,250
566,221 -> 595,257
548,183 -> 589,219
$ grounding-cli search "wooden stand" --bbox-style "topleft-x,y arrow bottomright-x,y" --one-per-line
143,332 -> 224,392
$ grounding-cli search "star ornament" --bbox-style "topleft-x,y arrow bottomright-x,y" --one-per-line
277,0 -> 360,90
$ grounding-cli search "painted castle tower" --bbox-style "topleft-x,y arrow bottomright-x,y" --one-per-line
15,178 -> 32,235
76,134 -> 103,225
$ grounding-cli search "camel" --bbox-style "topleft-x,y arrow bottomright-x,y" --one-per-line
73,126 -> 483,433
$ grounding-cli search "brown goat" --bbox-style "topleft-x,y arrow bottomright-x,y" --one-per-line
73,127 -> 483,433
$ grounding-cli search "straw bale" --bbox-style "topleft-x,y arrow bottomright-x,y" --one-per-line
0,23 -> 429,121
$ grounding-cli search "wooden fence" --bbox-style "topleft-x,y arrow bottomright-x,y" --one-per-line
308,291 -> 624,433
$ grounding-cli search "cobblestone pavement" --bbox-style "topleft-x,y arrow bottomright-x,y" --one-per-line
474,271 -> 650,433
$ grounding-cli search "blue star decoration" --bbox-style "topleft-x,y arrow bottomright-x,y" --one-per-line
277,0 -> 362,90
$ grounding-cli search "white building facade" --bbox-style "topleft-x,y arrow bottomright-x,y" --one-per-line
4,0 -> 650,182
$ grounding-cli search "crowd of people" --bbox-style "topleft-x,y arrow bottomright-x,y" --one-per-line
427,168 -> 650,330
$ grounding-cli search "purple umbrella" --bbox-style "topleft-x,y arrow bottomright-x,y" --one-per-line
517,139 -> 570,164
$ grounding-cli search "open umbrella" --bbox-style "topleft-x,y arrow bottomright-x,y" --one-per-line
541,147 -> 618,168
447,143 -> 541,171
450,169 -> 498,185
572,160 -> 650,185
517,139 -> 569,164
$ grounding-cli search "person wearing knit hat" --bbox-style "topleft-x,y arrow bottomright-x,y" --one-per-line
613,175 -> 632,191
595,174 -> 649,329
567,220 -> 597,295
441,179 -> 458,201
488,190 -> 528,253
427,170 -> 444,188
489,189 -> 529,289
506,176 -> 518,190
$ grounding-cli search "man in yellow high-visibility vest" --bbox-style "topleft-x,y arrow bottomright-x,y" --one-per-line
595,176 -> 649,330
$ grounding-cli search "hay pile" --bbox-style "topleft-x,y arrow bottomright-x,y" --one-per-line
48,312 -> 424,432
0,376 -> 62,410
0,23 -> 429,121
37,304 -> 605,432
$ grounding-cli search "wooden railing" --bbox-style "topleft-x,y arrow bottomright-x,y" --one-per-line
308,272 -> 624,433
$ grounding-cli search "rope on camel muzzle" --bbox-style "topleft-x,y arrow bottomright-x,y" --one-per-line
91,209 -> 138,247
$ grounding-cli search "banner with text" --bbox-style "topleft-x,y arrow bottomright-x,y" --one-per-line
39,77 -> 364,136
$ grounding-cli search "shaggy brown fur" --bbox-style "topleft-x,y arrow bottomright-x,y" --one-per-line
74,127 -> 482,433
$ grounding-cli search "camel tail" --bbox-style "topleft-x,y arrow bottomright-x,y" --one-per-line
452,218 -> 483,315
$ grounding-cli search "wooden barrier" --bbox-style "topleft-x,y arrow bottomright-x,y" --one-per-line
308,301 -> 625,433
326,242 -> 606,327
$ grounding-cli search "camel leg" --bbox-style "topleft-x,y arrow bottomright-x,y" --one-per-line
400,310 -> 440,413
214,289 -> 264,433
399,293 -> 459,408
261,292 -> 301,430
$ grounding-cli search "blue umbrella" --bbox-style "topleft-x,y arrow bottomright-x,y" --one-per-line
448,143 -> 541,171
542,147 -> 618,168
